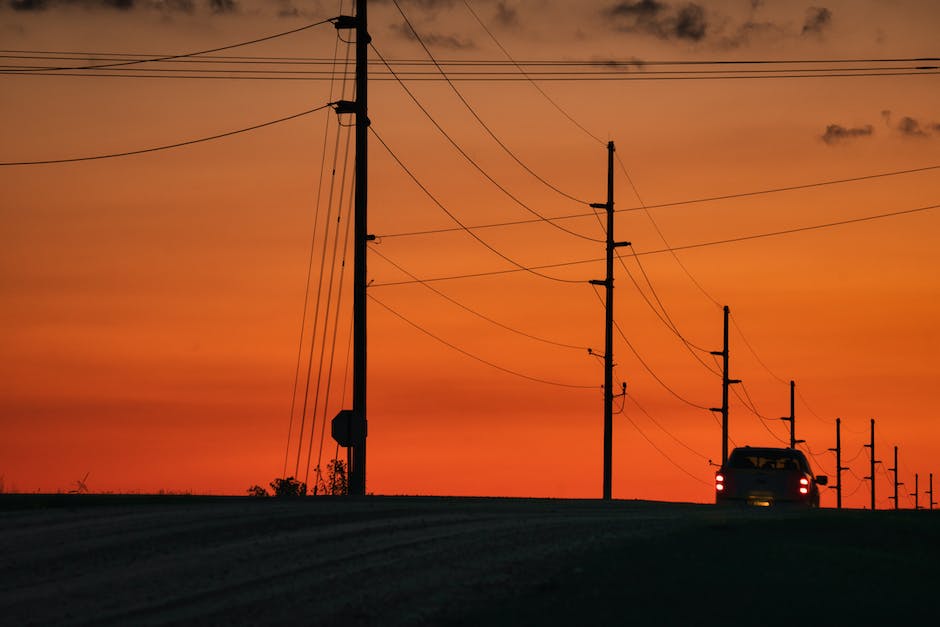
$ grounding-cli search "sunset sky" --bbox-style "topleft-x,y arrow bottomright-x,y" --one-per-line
1,0 -> 938,507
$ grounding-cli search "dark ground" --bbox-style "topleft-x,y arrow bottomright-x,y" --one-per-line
1,495 -> 936,626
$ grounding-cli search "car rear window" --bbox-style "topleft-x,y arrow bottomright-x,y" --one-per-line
728,451 -> 807,472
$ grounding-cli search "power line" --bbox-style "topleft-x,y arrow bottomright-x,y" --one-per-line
459,0 -> 605,146
622,411 -> 711,487
1,19 -> 335,73
369,42 -> 602,243
370,246 -> 589,351
369,293 -> 597,389
615,152 -> 722,308
591,285 -> 713,411
0,103 -> 332,166
5,68 -> 937,82
389,0 -> 592,205
375,163 -> 940,239
283,41 -> 348,479
370,124 -> 588,284
371,202 -> 940,286
4,50 -> 936,66
627,393 -> 711,460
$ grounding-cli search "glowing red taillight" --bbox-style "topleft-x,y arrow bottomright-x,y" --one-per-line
799,487 -> 809,494
800,478 -> 809,486
715,473 -> 724,492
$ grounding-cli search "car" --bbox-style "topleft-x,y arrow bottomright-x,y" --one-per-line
715,446 -> 828,508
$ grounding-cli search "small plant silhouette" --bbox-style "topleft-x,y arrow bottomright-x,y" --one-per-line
315,459 -> 348,496
269,476 -> 306,497
246,484 -> 269,497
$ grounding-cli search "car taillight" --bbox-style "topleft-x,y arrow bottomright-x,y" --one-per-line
799,477 -> 809,495
715,474 -> 724,492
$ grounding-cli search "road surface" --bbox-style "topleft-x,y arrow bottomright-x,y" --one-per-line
1,495 -> 936,625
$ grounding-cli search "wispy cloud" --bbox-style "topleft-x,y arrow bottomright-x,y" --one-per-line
606,1 -> 707,42
801,6 -> 832,36
391,20 -> 476,50
897,116 -> 929,137
494,0 -> 518,28
821,124 -> 874,145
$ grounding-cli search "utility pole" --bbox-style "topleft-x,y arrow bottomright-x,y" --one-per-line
863,418 -> 879,510
929,473 -> 936,510
330,0 -> 370,496
779,380 -> 804,449
590,141 -> 629,501
888,446 -> 901,510
710,306 -> 741,465
911,473 -> 920,510
828,418 -> 847,509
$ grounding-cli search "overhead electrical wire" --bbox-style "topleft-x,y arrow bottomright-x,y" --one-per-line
5,66 -> 936,82
371,202 -> 940,287
369,294 -> 597,389
627,393 -> 711,460
375,163 -> 940,239
622,411 -> 711,487
294,102 -> 351,478
614,152 -> 723,309
591,285 -> 713,411
0,103 -> 332,166
370,42 -> 602,243
1,19 -> 336,73
370,124 -> 588,284
459,0 -> 606,146
389,0 -> 592,205
370,246 -> 590,351
4,50 -> 936,67
303,56 -> 356,489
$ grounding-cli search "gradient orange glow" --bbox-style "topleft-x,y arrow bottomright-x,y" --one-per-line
1,0 -> 938,508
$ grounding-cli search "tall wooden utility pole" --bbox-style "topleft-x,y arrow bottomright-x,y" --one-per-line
589,141 -> 628,501
911,473 -> 920,510
863,418 -> 878,510
888,445 -> 900,510
350,0 -> 370,497
330,0 -> 370,496
779,380 -> 803,449
828,418 -> 845,509
710,306 -> 740,465
929,473 -> 936,510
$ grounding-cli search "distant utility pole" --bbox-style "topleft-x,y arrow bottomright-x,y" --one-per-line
779,380 -> 804,449
828,418 -> 847,509
929,473 -> 936,510
888,446 -> 901,510
863,418 -> 879,510
710,306 -> 741,465
911,473 -> 920,510
330,0 -> 369,496
590,141 -> 629,501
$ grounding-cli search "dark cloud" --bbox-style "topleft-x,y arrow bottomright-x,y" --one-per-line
390,21 -> 475,50
10,0 -> 49,9
209,0 -> 235,13
720,19 -> 786,48
821,124 -> 873,145
10,0 -> 135,9
494,0 -> 518,28
801,6 -> 831,36
897,116 -> 929,137
607,1 -> 708,42
7,0 -> 224,11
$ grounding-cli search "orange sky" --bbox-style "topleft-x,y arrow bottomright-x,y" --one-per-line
1,0 -> 939,507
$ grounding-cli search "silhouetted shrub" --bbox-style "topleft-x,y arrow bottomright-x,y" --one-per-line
246,484 -> 269,497
315,459 -> 348,496
269,476 -> 306,497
